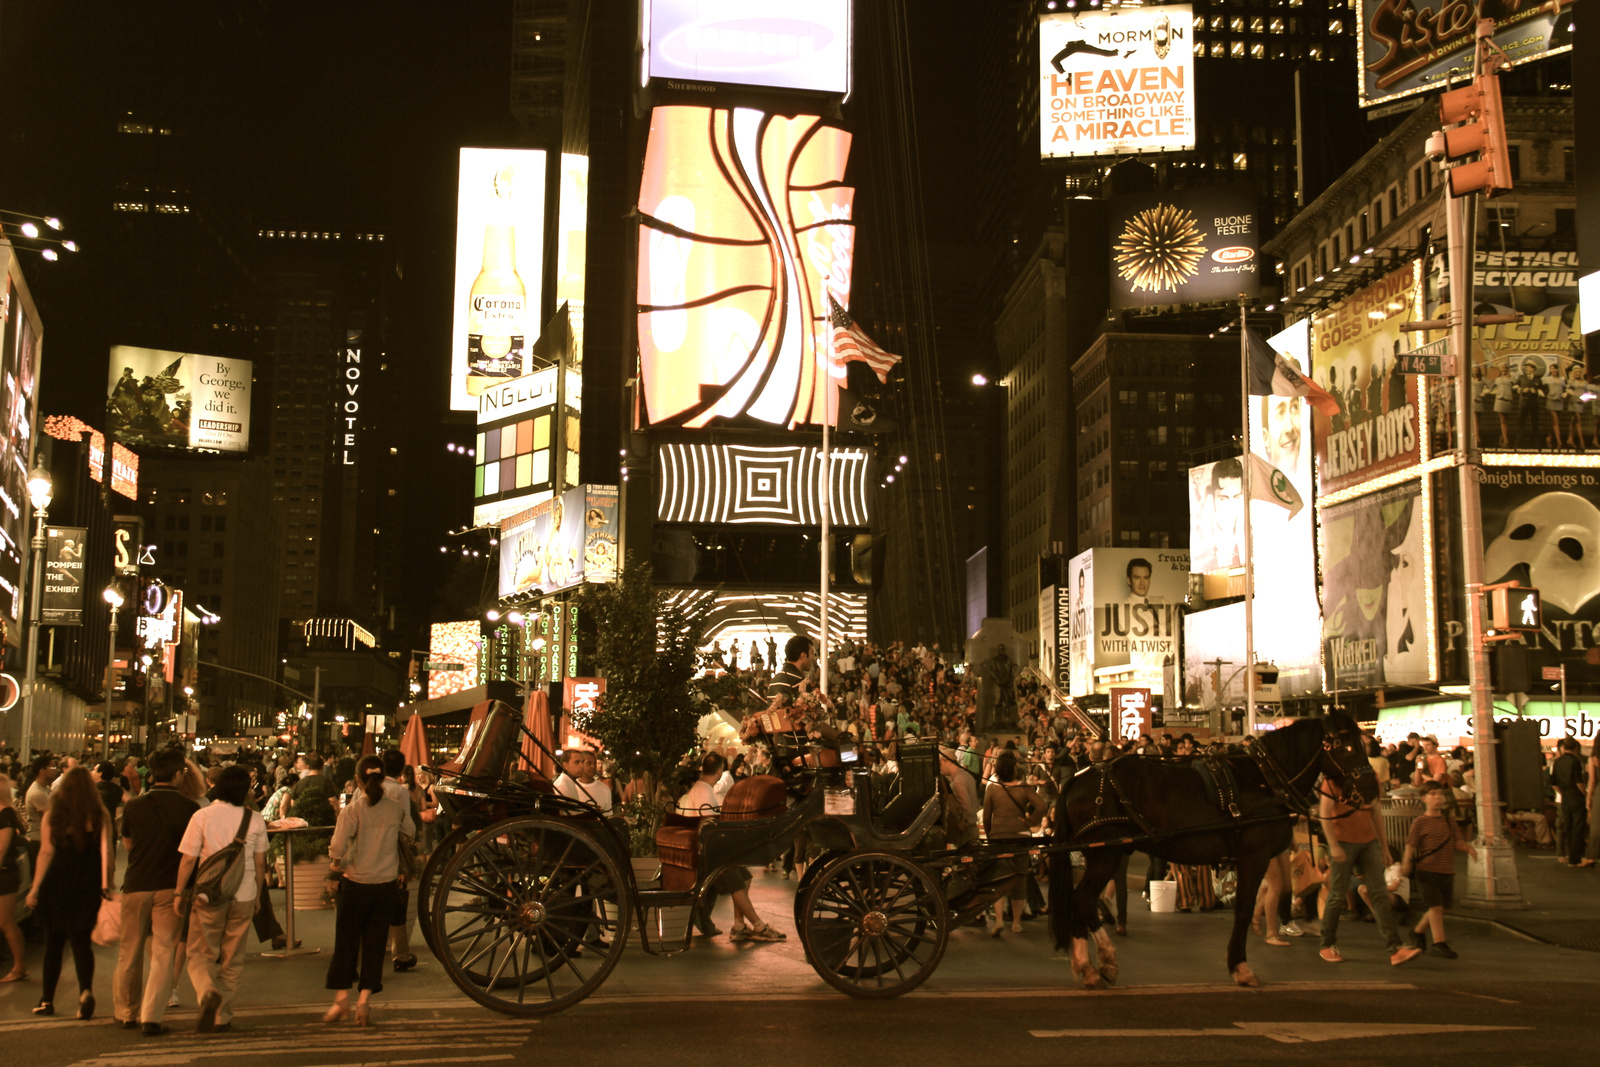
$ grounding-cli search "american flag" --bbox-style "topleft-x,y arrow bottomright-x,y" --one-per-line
828,296 -> 902,383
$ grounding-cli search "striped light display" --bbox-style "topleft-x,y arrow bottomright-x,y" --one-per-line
655,443 -> 871,526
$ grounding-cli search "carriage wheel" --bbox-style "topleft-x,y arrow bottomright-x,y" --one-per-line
792,850 -> 844,964
431,816 -> 629,1016
801,851 -> 948,999
418,825 -> 472,960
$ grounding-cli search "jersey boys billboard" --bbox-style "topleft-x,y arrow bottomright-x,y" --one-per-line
1311,263 -> 1421,495
1039,6 -> 1195,159
637,105 -> 854,430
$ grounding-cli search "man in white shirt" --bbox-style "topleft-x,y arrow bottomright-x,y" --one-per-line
553,748 -> 614,816
174,766 -> 267,1034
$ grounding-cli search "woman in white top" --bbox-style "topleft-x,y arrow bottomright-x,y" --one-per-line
322,756 -> 414,1027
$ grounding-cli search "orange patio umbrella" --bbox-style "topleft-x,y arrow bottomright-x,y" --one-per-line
521,688 -> 557,781
399,711 -> 431,771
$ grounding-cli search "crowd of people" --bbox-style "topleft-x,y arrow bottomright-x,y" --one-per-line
0,743 -> 431,1034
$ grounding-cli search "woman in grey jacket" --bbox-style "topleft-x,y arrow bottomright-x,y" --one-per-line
322,755 -> 414,1026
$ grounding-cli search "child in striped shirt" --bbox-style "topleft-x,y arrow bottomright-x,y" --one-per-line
1400,781 -> 1478,958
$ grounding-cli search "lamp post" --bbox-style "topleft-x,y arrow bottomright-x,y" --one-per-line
102,585 -> 124,759
19,467 -> 51,758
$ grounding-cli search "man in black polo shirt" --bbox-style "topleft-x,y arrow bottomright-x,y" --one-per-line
114,746 -> 200,1035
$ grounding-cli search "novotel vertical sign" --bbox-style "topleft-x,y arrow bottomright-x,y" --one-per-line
342,329 -> 362,466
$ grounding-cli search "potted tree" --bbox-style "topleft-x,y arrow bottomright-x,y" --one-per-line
577,556 -> 710,941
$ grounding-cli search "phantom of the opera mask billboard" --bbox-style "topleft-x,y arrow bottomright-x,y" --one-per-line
1066,547 -> 1190,700
637,105 -> 854,431
1039,6 -> 1195,159
1312,263 -> 1421,496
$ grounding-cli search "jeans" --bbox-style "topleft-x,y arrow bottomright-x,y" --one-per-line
186,897 -> 254,1026
1320,837 -> 1403,952
1556,799 -> 1587,865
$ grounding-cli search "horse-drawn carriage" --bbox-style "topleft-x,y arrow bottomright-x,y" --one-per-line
416,699 -> 1377,1015
416,700 -> 1022,1015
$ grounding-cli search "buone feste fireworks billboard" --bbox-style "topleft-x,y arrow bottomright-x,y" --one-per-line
1107,185 -> 1259,308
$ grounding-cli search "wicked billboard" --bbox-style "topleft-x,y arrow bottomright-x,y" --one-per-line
1321,480 -> 1429,690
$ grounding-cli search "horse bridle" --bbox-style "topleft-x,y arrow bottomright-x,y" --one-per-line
1252,724 -> 1371,817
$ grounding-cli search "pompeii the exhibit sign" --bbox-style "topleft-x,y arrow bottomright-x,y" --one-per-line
1357,0 -> 1575,109
1039,5 -> 1196,159
1107,185 -> 1258,308
41,526 -> 87,627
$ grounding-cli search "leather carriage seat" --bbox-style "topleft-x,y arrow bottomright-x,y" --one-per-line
719,775 -> 788,822
656,816 -> 700,892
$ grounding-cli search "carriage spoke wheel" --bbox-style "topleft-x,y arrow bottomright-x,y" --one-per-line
418,825 -> 472,961
432,816 -> 629,1016
801,851 -> 948,999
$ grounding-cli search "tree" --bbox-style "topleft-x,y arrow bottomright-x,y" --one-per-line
575,555 -> 711,797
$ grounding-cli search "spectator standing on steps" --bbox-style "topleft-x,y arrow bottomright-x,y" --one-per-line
1400,781 -> 1478,958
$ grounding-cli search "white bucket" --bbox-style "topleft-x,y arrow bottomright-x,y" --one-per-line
1149,879 -> 1178,913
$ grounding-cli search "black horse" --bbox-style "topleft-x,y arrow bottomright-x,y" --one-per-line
1046,712 -> 1376,989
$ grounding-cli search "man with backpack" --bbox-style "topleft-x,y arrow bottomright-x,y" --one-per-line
113,746 -> 198,1035
174,765 -> 267,1034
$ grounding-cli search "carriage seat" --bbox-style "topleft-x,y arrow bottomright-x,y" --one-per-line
719,775 -> 787,821
656,814 -> 700,891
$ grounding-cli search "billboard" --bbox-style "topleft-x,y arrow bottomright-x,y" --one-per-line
41,526 -> 87,627
643,0 -> 851,95
1110,687 -> 1153,742
1312,263 -> 1420,495
1108,185 -> 1257,308
498,484 -> 620,599
556,153 -> 588,364
450,147 -> 548,412
1066,547 -> 1190,699
637,105 -> 854,429
473,363 -> 581,529
107,347 -> 252,453
1358,0 -> 1574,109
1321,480 -> 1427,690
654,442 -> 871,526
1039,6 -> 1194,159
1188,458 -> 1246,573
1182,598 -> 1327,709
1466,464 -> 1600,672
427,621 -> 483,701
0,250 -> 42,635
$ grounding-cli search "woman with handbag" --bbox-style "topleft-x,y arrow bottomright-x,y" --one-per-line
25,767 -> 113,1018
0,775 -> 28,982
322,755 -> 415,1026
981,750 -> 1044,936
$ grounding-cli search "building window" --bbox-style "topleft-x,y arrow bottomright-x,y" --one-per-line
1119,460 -> 1139,478
1148,392 -> 1168,413
1147,460 -> 1170,480
1250,42 -> 1264,58
1230,40 -> 1245,57
1118,389 -> 1138,406
1233,152 -> 1248,170
1175,392 -> 1196,412
1146,427 -> 1168,446
1230,16 -> 1244,31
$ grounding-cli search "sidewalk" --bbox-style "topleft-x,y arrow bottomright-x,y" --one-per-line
1451,844 -> 1600,952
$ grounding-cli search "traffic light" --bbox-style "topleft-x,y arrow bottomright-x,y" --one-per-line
1438,70 -> 1512,198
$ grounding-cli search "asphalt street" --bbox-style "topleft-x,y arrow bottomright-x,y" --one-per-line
0,864 -> 1594,1067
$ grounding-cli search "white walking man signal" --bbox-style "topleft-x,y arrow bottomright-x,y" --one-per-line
1518,593 -> 1538,629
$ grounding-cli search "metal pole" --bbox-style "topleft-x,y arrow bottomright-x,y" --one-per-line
1238,297 -> 1257,736
103,606 -> 119,759
819,278 -> 833,695
311,667 -> 322,756
1444,167 -> 1521,904
19,507 -> 47,758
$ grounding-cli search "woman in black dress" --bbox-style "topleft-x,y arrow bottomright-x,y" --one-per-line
0,774 -> 27,982
24,767 -> 113,1018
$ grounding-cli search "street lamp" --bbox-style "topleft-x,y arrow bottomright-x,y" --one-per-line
18,467 -> 51,757
102,585 -> 124,759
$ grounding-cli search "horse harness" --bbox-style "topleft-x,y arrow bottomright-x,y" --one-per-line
1073,749 -> 1249,846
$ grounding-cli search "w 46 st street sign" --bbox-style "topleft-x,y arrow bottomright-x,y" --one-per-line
1398,338 -> 1455,376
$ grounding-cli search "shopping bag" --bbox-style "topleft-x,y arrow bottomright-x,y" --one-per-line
1384,862 -> 1410,908
91,895 -> 121,947
1290,850 -> 1323,895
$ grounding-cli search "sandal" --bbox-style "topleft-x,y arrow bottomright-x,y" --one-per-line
729,925 -> 752,942
353,1003 -> 371,1028
747,922 -> 787,942
1264,934 -> 1290,947
323,1002 -> 347,1024
0,970 -> 26,983
32,1001 -> 54,1016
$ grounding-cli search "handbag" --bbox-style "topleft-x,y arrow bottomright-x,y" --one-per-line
91,894 -> 122,946
182,808 -> 254,915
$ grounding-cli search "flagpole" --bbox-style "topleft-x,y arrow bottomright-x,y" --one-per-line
820,277 -> 832,697
1239,295 -> 1257,737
